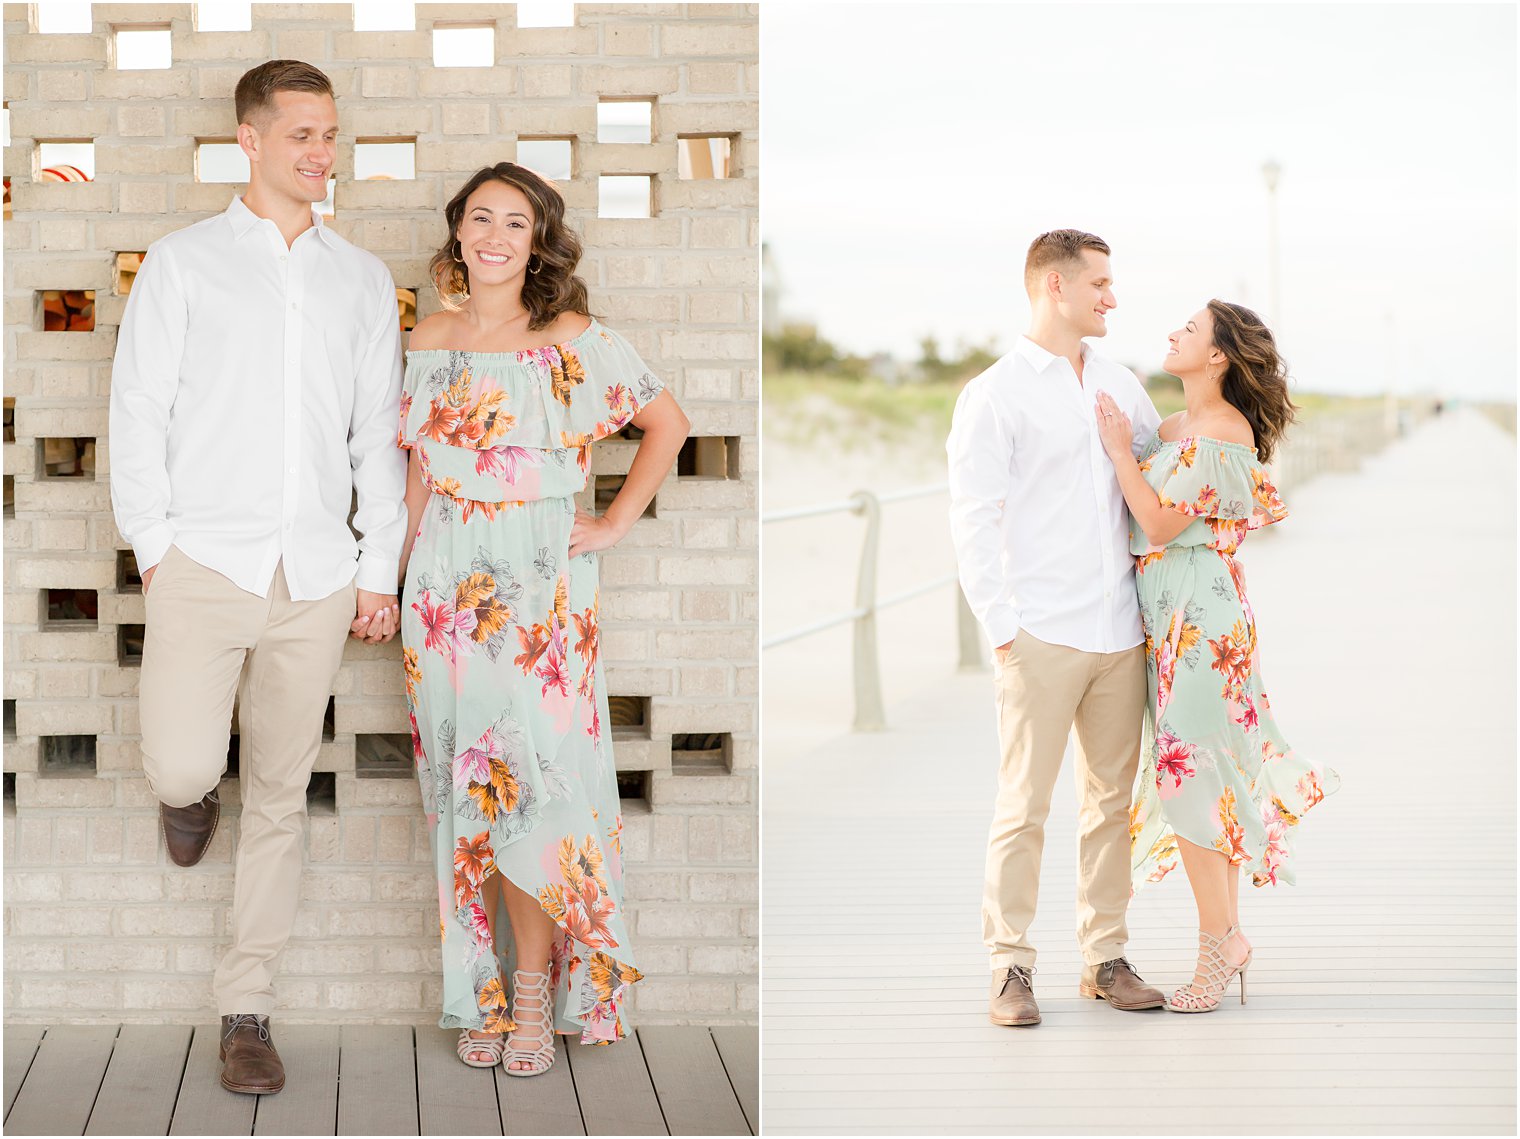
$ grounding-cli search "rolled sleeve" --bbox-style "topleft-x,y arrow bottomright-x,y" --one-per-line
348,277 -> 408,593
947,380 -> 1020,648
108,243 -> 187,573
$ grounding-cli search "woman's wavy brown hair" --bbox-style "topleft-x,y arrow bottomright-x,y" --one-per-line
1205,299 -> 1298,463
428,163 -> 590,331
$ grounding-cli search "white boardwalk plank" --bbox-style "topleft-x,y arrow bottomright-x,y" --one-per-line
85,1024 -> 192,1135
252,1025 -> 339,1136
761,410 -> 1518,1135
3,1025 -> 45,1120
6,1026 -> 117,1137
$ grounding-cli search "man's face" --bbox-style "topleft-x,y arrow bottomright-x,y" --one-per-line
1057,250 -> 1117,338
240,91 -> 337,208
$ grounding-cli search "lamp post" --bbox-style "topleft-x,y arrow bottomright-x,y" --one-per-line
1262,160 -> 1282,330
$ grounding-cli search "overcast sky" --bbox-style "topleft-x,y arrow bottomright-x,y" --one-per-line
762,2 -> 1517,399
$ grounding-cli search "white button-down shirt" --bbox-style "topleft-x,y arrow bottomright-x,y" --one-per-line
110,196 -> 407,601
948,335 -> 1161,655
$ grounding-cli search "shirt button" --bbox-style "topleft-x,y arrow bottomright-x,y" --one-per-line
1105,590 -> 1113,598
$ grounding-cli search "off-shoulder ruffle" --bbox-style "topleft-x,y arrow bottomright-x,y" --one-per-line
1143,435 -> 1288,530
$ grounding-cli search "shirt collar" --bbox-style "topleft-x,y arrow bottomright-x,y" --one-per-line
225,195 -> 339,249
1014,334 -> 1092,373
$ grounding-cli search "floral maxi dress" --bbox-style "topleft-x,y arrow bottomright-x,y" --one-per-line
1128,434 -> 1339,890
398,320 -> 664,1044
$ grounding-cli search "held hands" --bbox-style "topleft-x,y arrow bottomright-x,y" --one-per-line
568,508 -> 625,560
1094,391 -> 1134,461
351,589 -> 401,644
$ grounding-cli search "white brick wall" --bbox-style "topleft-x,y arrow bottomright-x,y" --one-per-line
2,2 -> 758,1026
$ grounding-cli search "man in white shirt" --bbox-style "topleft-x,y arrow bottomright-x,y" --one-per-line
947,230 -> 1164,1027
109,60 -> 407,1094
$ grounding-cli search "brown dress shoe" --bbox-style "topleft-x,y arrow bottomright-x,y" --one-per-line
989,965 -> 1041,1026
160,790 -> 220,867
1079,957 -> 1165,1010
219,1014 -> 285,1095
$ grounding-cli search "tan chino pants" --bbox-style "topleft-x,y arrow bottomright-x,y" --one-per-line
139,545 -> 355,1015
983,630 -> 1147,970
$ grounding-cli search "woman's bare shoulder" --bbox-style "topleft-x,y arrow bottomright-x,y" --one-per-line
545,309 -> 593,342
406,309 -> 463,352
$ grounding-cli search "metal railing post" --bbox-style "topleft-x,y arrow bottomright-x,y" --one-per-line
956,584 -> 983,671
851,490 -> 886,732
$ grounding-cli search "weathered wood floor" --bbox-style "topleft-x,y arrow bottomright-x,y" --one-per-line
762,409 -> 1518,1134
2,1023 -> 757,1137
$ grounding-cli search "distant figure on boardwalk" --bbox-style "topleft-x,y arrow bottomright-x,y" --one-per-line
948,229 -> 1167,1028
1095,299 -> 1339,1013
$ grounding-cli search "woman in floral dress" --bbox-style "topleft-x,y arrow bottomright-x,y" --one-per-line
397,164 -> 689,1071
1095,300 -> 1337,1013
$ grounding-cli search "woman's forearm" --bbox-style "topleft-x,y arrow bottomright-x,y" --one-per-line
397,450 -> 430,586
602,400 -> 690,537
1110,450 -> 1171,544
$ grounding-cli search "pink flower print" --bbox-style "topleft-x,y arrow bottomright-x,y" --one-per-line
605,382 -> 630,413
1232,694 -> 1259,733
450,605 -> 479,657
536,618 -> 570,698
475,444 -> 540,483
453,742 -> 493,791
415,592 -> 457,658
1155,639 -> 1178,714
464,901 -> 492,954
1154,731 -> 1197,799
1258,817 -> 1289,885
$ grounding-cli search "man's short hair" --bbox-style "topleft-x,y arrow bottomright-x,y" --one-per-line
1024,229 -> 1111,294
234,60 -> 334,128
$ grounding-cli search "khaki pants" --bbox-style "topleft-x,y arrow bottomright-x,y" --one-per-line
983,630 -> 1146,970
139,545 -> 355,1015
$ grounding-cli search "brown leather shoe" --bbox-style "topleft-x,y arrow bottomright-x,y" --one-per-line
160,790 -> 220,867
219,1014 -> 285,1095
989,965 -> 1040,1026
1079,957 -> 1165,1010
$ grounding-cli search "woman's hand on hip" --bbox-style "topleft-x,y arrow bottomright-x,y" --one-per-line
1094,390 -> 1134,461
568,508 -> 624,559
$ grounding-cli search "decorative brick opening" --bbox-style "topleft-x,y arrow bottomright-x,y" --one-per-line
3,773 -> 14,811
3,477 -> 12,517
517,2 -> 576,28
3,699 -> 15,738
609,423 -> 645,442
396,288 -> 418,332
355,140 -> 416,181
41,734 -> 97,776
36,5 -> 92,33
678,436 -> 739,480
113,26 -> 172,70
598,99 -> 652,145
195,3 -> 252,32
307,771 -> 337,814
117,549 -> 142,590
432,24 -> 495,68
671,732 -> 731,773
3,398 -> 13,442
37,142 -> 95,181
598,175 -> 652,220
322,696 -> 336,742
608,695 -> 650,740
353,1 -> 415,31
35,438 -> 95,480
516,138 -> 573,182
356,733 -> 412,778
118,624 -> 145,667
40,289 -> 95,332
678,136 -> 735,180
196,141 -> 248,184
42,588 -> 97,628
593,474 -> 656,518
115,252 -> 145,296
615,768 -> 651,809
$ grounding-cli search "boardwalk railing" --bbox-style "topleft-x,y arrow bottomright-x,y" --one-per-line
762,483 -> 978,732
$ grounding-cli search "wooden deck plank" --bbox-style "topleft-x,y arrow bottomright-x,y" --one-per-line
760,412 -> 1519,1136
494,1037 -> 585,1135
638,1028 -> 749,1137
413,1026 -> 502,1136
6,1025 -> 118,1137
565,1037 -> 666,1135
168,1025 -> 256,1137
85,1025 -> 192,1136
4,1025 -> 46,1121
252,1025 -> 339,1137
710,1027 -> 759,1135
335,1025 -> 417,1136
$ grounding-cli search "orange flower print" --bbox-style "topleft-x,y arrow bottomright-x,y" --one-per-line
453,832 -> 495,908
1297,770 -> 1326,809
403,646 -> 422,703
421,399 -> 462,443
398,390 -> 413,447
541,835 -> 620,949
549,347 -> 588,407
1191,483 -> 1220,515
1208,620 -> 1253,700
1155,730 -> 1198,799
1212,786 -> 1250,865
476,973 -> 515,1033
466,388 -> 516,447
607,813 -> 623,854
1176,439 -> 1198,468
514,621 -> 551,675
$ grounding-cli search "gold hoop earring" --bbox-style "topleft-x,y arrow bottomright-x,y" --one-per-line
451,240 -> 465,264
528,255 -> 542,274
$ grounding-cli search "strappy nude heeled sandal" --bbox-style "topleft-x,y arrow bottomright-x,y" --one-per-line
1165,928 -> 1249,1013
503,969 -> 557,1076
456,1029 -> 504,1068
